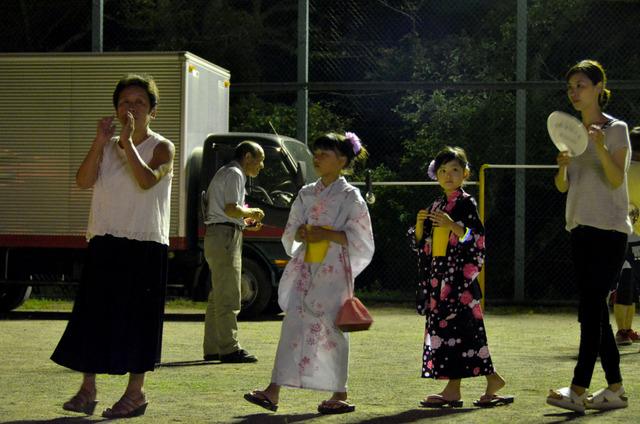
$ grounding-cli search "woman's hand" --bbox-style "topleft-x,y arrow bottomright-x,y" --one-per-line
556,151 -> 571,167
415,209 -> 428,241
119,111 -> 135,143
95,116 -> 116,147
244,217 -> 263,231
295,224 -> 308,242
416,209 -> 428,227
427,210 -> 454,229
588,124 -> 606,150
305,225 -> 328,242
555,151 -> 571,193
304,225 -> 347,245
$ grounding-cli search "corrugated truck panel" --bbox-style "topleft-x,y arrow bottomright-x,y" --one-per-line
0,54 -> 184,241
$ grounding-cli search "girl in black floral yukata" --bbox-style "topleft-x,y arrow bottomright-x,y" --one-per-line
409,146 -> 513,409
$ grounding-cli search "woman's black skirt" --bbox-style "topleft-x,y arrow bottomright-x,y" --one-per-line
51,234 -> 167,374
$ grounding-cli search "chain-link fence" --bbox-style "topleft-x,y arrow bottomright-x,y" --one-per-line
2,0 -> 640,304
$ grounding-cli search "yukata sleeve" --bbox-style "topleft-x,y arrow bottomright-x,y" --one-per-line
408,202 -> 433,256
282,192 -> 306,258
454,196 -> 485,281
408,225 -> 422,253
409,206 -> 434,316
343,190 -> 374,278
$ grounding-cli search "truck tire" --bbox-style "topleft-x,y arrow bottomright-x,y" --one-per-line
194,257 -> 273,318
0,285 -> 32,312
240,257 -> 273,318
239,258 -> 272,319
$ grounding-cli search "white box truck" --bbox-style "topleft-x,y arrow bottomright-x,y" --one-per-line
0,52 -> 316,316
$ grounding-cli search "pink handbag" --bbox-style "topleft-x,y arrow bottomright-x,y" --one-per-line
335,251 -> 373,332
335,296 -> 373,332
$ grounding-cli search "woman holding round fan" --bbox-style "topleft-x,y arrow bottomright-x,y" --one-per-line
547,60 -> 632,413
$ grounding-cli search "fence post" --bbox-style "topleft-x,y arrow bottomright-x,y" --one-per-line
479,164 -> 488,309
297,0 -> 309,144
514,0 -> 528,303
91,0 -> 103,52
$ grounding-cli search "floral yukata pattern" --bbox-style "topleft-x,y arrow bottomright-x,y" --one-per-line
272,177 -> 374,392
409,188 -> 494,380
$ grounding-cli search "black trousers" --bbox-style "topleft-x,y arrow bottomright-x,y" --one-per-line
570,226 -> 627,388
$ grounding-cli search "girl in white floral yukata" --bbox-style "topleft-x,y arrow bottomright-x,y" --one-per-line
410,146 -> 513,409
244,132 -> 374,415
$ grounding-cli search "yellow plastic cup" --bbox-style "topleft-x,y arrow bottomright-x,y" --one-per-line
304,225 -> 332,263
432,226 -> 450,257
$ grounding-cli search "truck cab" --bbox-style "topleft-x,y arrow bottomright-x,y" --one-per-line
191,132 -> 316,317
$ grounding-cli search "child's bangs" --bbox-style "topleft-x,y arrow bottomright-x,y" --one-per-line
312,134 -> 339,152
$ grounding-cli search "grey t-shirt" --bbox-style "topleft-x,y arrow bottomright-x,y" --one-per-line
204,161 -> 246,227
565,116 -> 632,234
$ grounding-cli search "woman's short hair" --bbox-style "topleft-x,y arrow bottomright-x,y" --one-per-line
112,74 -> 159,110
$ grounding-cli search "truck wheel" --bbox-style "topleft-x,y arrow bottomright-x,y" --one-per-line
193,258 -> 273,318
0,286 -> 32,312
192,263 -> 211,302
238,258 -> 272,319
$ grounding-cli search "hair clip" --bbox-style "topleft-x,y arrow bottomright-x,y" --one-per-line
344,132 -> 362,155
427,160 -> 437,180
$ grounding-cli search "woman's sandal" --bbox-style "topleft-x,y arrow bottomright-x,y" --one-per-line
420,394 -> 463,408
473,394 -> 515,408
317,399 -> 356,414
585,387 -> 628,410
244,390 -> 278,412
546,387 -> 586,413
101,393 -> 148,418
62,388 -> 98,415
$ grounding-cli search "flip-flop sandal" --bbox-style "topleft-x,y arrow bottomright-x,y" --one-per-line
317,400 -> 356,414
420,394 -> 463,408
473,394 -> 515,408
244,391 -> 278,412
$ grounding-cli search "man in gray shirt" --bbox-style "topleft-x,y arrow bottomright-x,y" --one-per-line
203,141 -> 265,363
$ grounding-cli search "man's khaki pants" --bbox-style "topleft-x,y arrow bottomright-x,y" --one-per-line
203,224 -> 242,356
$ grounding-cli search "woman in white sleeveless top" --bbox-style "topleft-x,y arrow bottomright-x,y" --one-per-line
51,74 -> 174,418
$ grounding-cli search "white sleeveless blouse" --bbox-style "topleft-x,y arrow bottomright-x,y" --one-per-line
86,130 -> 173,245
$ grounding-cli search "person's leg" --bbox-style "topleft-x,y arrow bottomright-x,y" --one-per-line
203,230 -> 221,356
209,227 -> 243,356
626,303 -> 636,332
80,373 -> 97,397
570,227 -> 606,393
596,231 -> 626,388
258,383 -> 281,403
124,373 -> 145,399
440,379 -> 462,400
614,261 -> 634,343
203,227 -> 242,356
614,304 -> 626,331
63,373 -> 97,413
102,373 -> 148,418
245,383 -> 281,411
484,372 -> 506,396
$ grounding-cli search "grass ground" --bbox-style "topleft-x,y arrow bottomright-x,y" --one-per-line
1,303 -> 639,423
